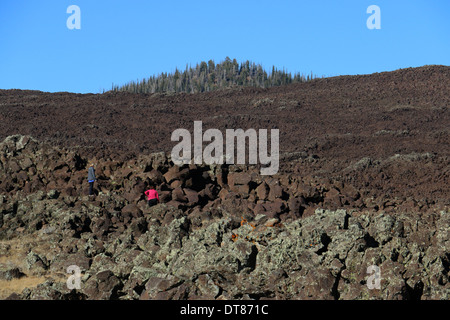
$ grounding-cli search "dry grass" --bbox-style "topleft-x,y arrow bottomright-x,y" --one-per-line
0,276 -> 47,299
0,233 -> 64,299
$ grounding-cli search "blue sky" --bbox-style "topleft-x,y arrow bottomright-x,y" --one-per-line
0,0 -> 449,93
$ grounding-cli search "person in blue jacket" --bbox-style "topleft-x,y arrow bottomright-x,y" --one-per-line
88,163 -> 96,195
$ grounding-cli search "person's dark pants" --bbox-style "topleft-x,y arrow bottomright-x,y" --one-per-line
148,198 -> 158,207
89,182 -> 94,195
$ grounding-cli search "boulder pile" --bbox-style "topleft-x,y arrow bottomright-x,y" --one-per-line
0,135 -> 448,300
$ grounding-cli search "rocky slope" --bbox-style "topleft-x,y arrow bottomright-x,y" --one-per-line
1,65 -> 448,214
0,65 -> 448,300
0,135 -> 448,300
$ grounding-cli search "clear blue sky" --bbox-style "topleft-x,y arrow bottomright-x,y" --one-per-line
1,0 -> 449,93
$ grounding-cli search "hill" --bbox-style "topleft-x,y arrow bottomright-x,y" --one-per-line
0,64 -> 448,207
0,64 -> 448,300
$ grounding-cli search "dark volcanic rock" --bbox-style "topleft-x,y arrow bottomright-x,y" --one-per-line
0,66 -> 449,300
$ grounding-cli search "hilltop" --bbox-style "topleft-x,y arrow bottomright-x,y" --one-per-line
109,57 -> 318,94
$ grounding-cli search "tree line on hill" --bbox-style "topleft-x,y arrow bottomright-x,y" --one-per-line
109,57 -> 318,94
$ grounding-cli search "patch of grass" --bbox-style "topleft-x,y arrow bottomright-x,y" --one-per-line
0,276 -> 47,299
0,234 -> 66,299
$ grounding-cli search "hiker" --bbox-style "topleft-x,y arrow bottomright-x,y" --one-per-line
88,163 -> 96,196
144,183 -> 159,207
